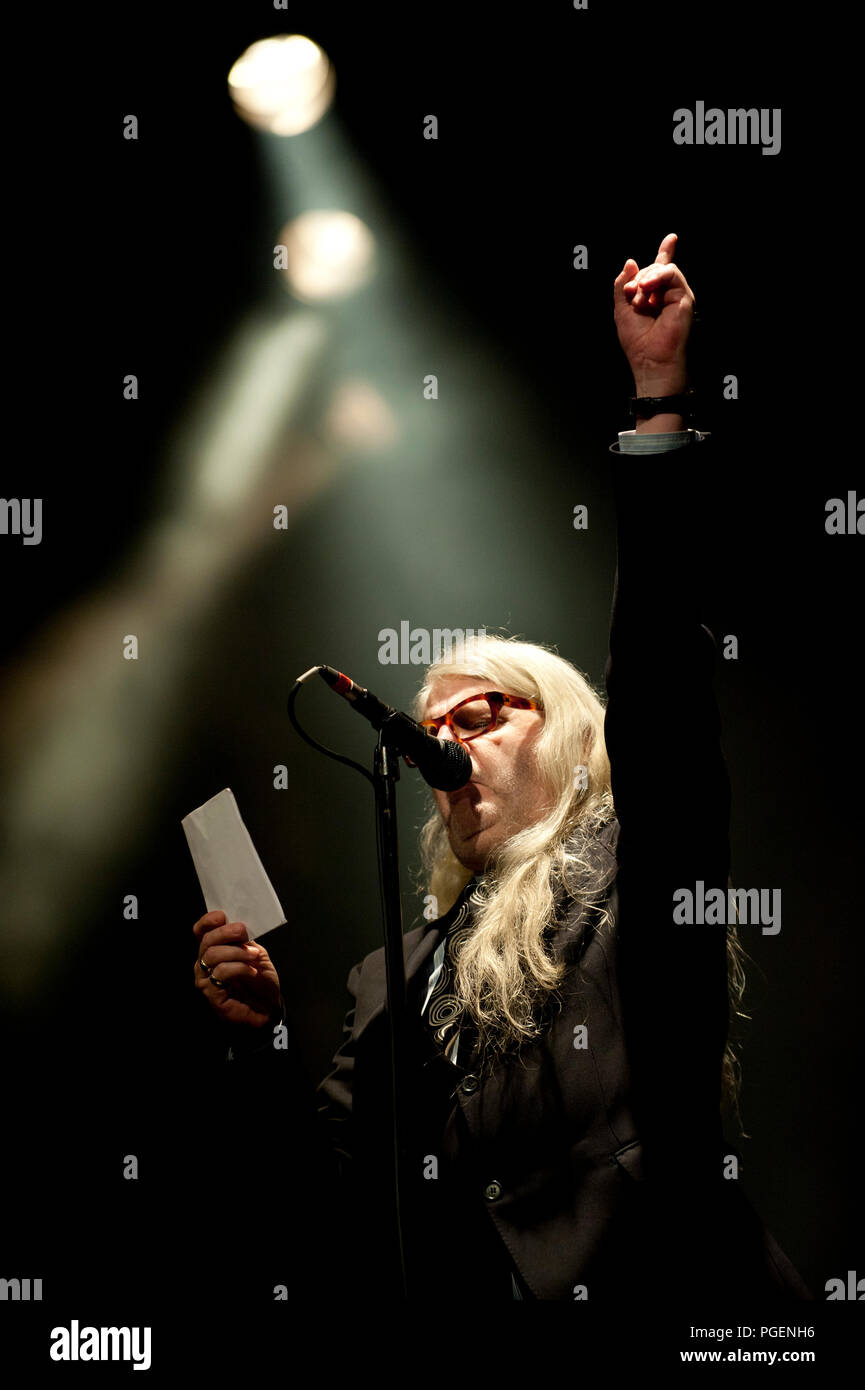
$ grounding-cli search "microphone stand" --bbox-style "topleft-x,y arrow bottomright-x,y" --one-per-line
287,673 -> 411,1298
372,732 -> 410,1300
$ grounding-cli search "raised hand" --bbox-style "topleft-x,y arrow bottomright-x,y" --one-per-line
613,232 -> 695,397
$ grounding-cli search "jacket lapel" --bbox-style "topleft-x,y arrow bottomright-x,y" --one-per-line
351,879 -> 479,1037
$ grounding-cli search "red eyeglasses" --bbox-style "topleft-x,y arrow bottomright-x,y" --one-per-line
405,690 -> 541,766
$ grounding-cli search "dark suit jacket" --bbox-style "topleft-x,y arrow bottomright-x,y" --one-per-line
313,822 -> 810,1304
231,433 -> 812,1303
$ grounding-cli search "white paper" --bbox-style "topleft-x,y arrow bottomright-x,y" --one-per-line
182,787 -> 286,941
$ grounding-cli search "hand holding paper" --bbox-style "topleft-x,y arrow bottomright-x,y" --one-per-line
185,789 -> 285,1029
192,907 -> 282,1030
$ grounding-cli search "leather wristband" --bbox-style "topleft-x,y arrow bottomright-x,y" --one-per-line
629,385 -> 696,422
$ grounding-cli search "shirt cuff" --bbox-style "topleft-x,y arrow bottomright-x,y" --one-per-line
610,428 -> 710,455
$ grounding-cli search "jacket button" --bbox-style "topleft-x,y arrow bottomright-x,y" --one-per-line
459,1074 -> 479,1095
483,1181 -> 502,1202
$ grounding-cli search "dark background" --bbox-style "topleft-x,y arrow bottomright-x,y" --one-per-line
1,0 -> 860,1361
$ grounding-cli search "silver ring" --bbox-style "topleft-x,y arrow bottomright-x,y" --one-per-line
211,972 -> 228,990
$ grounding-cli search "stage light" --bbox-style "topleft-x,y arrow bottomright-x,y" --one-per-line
277,210 -> 377,302
228,35 -> 335,135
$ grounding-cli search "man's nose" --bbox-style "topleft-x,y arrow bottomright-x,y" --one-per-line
437,725 -> 462,745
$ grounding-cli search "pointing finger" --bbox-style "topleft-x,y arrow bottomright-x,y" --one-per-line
655,232 -> 677,264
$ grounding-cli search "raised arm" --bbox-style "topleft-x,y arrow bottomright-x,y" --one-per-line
605,235 -> 731,1176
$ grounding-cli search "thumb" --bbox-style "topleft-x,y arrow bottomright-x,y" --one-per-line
614,257 -> 639,306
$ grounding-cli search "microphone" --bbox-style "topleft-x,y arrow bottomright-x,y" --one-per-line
314,665 -> 472,792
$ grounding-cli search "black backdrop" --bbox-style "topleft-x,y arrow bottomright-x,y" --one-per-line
1,0 -> 860,1370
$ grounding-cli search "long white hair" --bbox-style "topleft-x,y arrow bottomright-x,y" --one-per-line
413,632 -> 747,1120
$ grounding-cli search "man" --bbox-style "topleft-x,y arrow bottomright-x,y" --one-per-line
192,234 -> 811,1303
